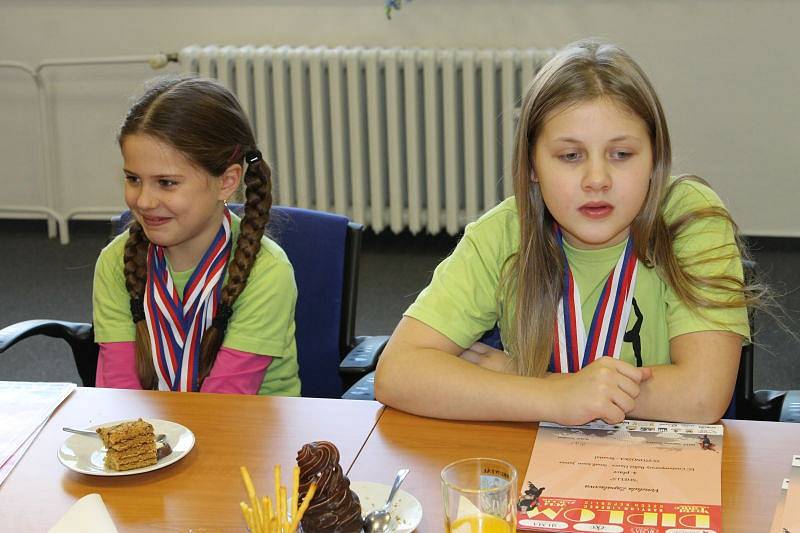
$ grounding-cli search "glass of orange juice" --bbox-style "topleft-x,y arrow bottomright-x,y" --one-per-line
441,457 -> 518,533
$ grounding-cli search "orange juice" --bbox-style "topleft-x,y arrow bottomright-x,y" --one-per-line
446,514 -> 515,533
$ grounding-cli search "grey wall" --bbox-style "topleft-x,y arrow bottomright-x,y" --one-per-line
2,0 -> 798,235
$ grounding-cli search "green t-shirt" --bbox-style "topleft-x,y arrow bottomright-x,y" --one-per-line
93,214 -> 301,396
405,179 -> 749,368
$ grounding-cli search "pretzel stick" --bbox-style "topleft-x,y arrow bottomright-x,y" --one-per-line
240,467 -> 263,533
240,501 -> 254,532
292,466 -> 300,523
275,465 -> 283,527
280,486 -> 289,532
250,507 -> 261,533
265,495 -> 274,528
241,467 -> 257,504
290,476 -> 318,531
242,464 -> 316,533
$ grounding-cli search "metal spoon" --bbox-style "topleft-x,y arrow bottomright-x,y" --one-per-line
363,468 -> 410,533
63,427 -> 167,443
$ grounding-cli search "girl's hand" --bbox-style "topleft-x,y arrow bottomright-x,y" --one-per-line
551,357 -> 653,425
459,342 -> 515,374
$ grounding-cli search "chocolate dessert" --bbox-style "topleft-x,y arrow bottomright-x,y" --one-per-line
297,441 -> 362,533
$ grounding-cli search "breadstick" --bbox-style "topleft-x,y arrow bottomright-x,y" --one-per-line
263,495 -> 273,528
250,507 -> 261,533
240,501 -> 254,532
241,467 -> 263,533
273,464 -> 281,511
241,466 -> 257,503
290,476 -> 318,531
279,486 -> 288,532
292,466 -> 300,522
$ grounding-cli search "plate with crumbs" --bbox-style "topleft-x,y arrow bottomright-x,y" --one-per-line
352,480 -> 423,533
57,418 -> 195,476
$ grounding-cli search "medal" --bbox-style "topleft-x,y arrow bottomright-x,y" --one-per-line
551,227 -> 639,373
144,209 -> 233,391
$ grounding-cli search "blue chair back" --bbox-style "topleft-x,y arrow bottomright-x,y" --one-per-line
267,206 -> 350,398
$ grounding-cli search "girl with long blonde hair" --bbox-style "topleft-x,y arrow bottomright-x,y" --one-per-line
376,39 -> 754,424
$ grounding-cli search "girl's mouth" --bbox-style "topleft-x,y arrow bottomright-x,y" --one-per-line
579,203 -> 613,219
141,215 -> 171,227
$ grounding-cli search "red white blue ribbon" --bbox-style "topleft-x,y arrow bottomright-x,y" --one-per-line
143,209 -> 233,391
551,227 -> 639,373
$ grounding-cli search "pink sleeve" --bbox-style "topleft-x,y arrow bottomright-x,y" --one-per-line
96,342 -> 142,389
97,343 -> 271,394
200,348 -> 272,395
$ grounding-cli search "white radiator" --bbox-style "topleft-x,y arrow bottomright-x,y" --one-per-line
179,45 -> 553,235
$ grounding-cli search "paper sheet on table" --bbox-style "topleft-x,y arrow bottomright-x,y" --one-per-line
48,494 -> 119,533
769,478 -> 789,533
781,455 -> 800,532
0,381 -> 76,472
0,419 -> 46,486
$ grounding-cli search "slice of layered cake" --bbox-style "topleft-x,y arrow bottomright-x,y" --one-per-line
96,419 -> 157,471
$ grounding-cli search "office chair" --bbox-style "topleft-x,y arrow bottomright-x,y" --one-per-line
0,206 -> 384,399
730,259 -> 798,422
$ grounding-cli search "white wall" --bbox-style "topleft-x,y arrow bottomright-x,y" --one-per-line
1,0 -> 798,236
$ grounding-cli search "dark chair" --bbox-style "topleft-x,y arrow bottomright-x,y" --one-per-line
0,206 -> 384,399
729,260 -> 798,422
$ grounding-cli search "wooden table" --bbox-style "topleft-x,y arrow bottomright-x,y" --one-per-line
0,388 -> 384,532
351,408 -> 800,532
2,387 -> 798,532
347,408 -> 539,531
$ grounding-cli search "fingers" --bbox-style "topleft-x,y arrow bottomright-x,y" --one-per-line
594,357 -> 650,384
609,386 -> 636,414
599,408 -> 626,425
594,360 -> 643,408
575,360 -> 642,423
468,342 -> 501,355
458,349 -> 483,365
615,374 -> 642,400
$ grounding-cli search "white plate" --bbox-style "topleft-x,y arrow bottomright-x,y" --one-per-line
57,418 -> 195,476
351,480 -> 423,533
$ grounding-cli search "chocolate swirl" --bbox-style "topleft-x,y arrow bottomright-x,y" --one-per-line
297,441 -> 362,533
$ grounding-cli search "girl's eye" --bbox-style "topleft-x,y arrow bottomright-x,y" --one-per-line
124,175 -> 140,184
559,152 -> 581,162
159,179 -> 178,188
611,150 -> 632,160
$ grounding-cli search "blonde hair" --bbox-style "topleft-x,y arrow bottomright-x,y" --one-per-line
500,39 -> 757,377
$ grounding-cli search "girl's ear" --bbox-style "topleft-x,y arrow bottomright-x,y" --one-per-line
218,163 -> 243,201
530,168 -> 538,183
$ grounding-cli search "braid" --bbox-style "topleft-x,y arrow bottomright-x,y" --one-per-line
123,222 -> 158,389
197,157 -> 273,383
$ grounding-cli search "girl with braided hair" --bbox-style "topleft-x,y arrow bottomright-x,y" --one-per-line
92,76 -> 300,395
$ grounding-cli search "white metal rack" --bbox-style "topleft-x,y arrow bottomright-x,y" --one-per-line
0,53 -> 176,244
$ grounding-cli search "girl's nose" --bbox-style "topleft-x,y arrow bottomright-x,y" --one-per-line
582,158 -> 612,191
135,184 -> 159,210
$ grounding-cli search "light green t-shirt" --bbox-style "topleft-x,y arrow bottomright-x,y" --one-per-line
93,214 -> 301,396
405,179 -> 749,368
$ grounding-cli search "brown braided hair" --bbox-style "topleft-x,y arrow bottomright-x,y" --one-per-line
118,75 -> 273,389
